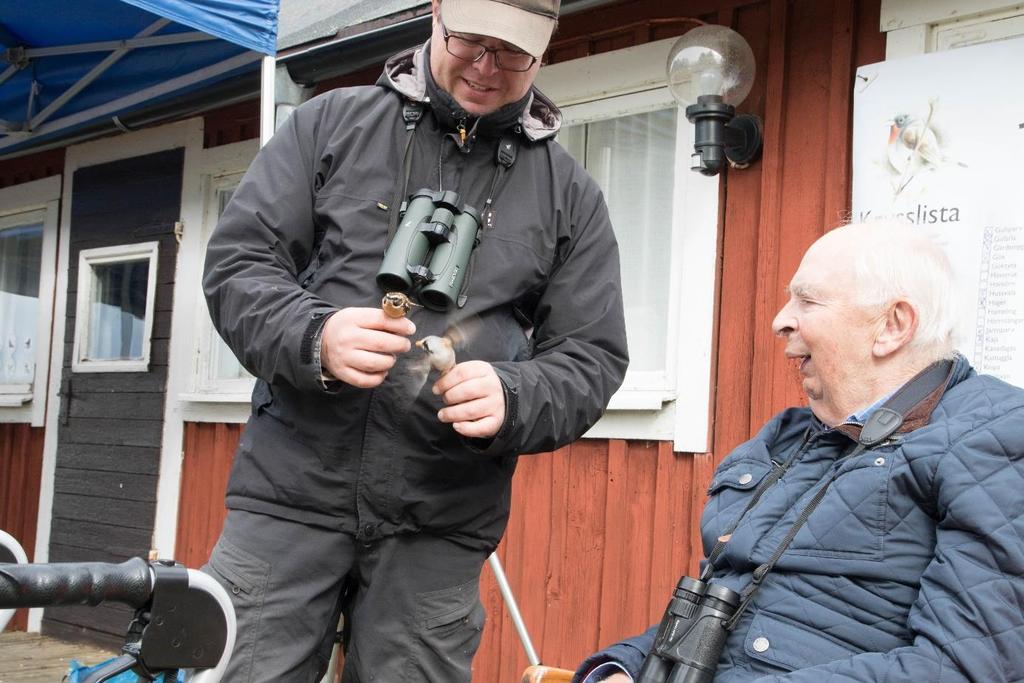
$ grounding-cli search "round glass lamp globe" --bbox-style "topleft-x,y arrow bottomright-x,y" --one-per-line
666,25 -> 756,106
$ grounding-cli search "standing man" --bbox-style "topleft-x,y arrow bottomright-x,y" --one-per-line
576,221 -> 1024,682
202,0 -> 628,681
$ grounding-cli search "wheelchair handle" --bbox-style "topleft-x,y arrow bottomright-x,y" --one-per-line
0,559 -> 234,683
0,557 -> 152,609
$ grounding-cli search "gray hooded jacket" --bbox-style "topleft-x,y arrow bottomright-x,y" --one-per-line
202,44 -> 628,549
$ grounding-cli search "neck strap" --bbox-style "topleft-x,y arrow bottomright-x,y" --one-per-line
720,358 -> 954,631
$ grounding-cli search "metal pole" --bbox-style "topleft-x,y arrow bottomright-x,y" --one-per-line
488,552 -> 540,666
259,55 -> 276,147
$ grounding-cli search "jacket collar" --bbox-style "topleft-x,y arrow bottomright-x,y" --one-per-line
377,41 -> 562,142
832,353 -> 969,442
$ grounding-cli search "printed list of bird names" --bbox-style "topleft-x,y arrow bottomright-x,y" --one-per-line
974,225 -> 1024,384
852,35 -> 1024,390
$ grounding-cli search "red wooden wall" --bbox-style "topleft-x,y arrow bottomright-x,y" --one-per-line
174,426 -> 716,679
0,424 -> 45,631
0,148 -> 65,189
479,2 -> 886,677
174,422 -> 241,569
0,0 -> 886,675
177,0 -> 886,680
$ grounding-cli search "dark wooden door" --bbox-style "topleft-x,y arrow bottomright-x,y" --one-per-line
43,149 -> 182,647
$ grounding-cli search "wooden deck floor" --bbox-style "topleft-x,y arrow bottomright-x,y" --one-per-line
0,632 -> 116,682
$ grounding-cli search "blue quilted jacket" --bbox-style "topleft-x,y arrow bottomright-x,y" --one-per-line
579,355 -> 1024,681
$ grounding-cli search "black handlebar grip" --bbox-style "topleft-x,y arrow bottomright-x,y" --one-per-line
0,557 -> 153,609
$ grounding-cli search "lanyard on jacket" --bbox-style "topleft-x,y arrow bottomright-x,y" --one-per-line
705,358 -> 954,631
386,101 -> 427,243
386,102 -> 520,242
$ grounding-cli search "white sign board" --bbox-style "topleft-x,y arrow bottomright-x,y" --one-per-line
852,36 -> 1024,388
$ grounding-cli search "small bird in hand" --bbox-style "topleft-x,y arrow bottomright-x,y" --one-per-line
415,335 -> 456,375
381,292 -> 417,318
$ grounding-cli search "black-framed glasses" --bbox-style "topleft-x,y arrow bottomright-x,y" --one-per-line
441,24 -> 537,72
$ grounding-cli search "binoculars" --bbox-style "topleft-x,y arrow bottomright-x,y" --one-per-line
376,188 -> 481,311
636,575 -> 740,683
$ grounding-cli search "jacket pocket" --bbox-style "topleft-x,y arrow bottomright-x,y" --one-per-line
703,459 -> 775,539
708,459 -> 774,496
204,537 -> 271,683
415,578 -> 486,657
788,452 -> 892,560
743,610 -> 859,672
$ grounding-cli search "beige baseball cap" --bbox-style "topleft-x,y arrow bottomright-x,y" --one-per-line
440,0 -> 560,58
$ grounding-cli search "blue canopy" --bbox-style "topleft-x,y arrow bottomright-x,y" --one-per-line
0,0 -> 279,155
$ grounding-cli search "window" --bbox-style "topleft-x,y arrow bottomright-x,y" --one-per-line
536,38 -> 721,450
192,169 -> 255,398
558,99 -> 679,401
881,1 -> 1024,59
181,138 -> 258,408
72,242 -> 159,372
0,212 -> 44,394
0,176 -> 60,424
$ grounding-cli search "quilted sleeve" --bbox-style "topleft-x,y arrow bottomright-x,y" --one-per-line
752,403 -> 1024,682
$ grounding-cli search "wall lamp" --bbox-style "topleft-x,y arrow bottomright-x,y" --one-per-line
667,25 -> 763,176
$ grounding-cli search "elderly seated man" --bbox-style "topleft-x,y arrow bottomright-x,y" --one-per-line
575,221 -> 1024,682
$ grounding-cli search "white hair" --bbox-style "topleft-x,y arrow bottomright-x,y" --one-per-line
834,221 -> 959,359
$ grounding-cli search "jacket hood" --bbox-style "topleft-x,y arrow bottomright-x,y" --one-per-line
377,42 -> 562,142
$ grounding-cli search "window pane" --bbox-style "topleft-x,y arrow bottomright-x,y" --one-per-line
0,223 -> 43,383
211,185 -> 249,381
213,335 -> 249,380
87,259 -> 149,361
563,107 -> 677,372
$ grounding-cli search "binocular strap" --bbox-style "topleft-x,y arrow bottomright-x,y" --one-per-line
387,102 -> 426,243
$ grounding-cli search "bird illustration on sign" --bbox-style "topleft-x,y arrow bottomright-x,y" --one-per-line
885,99 -> 966,197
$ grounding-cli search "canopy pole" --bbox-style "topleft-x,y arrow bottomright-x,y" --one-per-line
260,55 -> 276,147
488,552 -> 540,666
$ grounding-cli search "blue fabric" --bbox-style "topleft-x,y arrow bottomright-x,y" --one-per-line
66,658 -> 184,682
577,355 -> 1024,682
0,0 -> 278,155
581,661 -> 632,681
120,0 -> 279,55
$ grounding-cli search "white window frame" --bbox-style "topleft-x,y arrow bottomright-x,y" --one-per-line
0,209 -> 45,400
177,138 -> 257,422
535,38 -> 721,452
0,176 -> 60,425
191,168 -> 255,398
881,1 -> 1024,58
72,241 -> 160,373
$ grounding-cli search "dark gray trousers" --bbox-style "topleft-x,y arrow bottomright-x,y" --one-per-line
202,509 -> 488,682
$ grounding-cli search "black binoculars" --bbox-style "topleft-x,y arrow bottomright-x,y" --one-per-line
376,188 -> 481,311
636,575 -> 740,683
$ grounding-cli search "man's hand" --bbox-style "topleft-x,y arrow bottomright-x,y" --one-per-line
432,360 -> 505,438
320,308 -> 415,388
601,674 -> 631,682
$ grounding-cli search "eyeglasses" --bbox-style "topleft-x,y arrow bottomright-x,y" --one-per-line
441,24 -> 537,72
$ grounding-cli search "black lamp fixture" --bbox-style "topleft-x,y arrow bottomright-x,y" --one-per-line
667,25 -> 763,176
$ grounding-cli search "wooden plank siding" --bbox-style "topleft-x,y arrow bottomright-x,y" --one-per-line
175,425 -> 723,681
43,149 -> 183,646
0,0 -> 887,671
0,148 -> 65,190
0,424 -> 44,631
179,1 -> 888,680
173,422 -> 240,569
